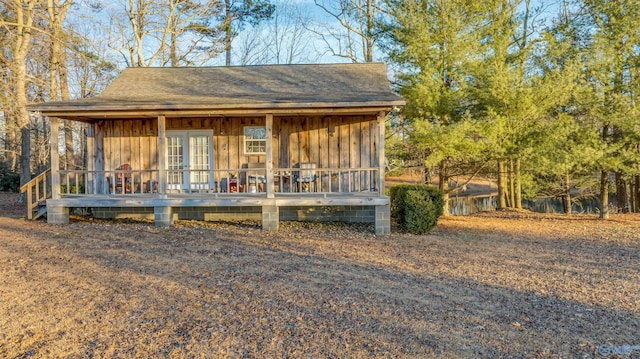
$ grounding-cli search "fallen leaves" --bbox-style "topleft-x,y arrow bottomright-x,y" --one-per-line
0,197 -> 638,357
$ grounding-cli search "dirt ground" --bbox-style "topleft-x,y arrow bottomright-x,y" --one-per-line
386,172 -> 497,197
0,193 -> 639,358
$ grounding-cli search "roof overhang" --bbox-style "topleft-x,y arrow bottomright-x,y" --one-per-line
28,100 -> 406,123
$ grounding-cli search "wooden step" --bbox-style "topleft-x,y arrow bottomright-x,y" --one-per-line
33,205 -> 47,220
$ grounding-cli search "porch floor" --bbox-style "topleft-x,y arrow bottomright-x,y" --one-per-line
48,192 -> 389,208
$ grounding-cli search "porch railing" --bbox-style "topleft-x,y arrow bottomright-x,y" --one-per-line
272,167 -> 380,194
166,167 -> 380,194
59,169 -> 160,195
20,168 -> 51,219
54,167 -> 381,196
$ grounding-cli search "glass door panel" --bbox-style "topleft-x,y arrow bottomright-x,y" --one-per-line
167,135 -> 185,190
189,135 -> 211,190
166,131 -> 214,192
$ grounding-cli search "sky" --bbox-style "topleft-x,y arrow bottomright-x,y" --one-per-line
66,0 -> 566,69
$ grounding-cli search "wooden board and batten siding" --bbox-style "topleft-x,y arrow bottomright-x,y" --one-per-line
91,115 -> 380,178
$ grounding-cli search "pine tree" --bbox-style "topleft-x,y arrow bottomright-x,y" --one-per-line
385,0 -> 488,214
572,0 -> 640,217
470,0 -> 551,210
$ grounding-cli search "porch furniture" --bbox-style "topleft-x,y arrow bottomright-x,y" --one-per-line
294,163 -> 317,192
142,180 -> 158,193
246,162 -> 266,192
107,163 -> 133,194
220,177 -> 242,193
272,170 -> 291,192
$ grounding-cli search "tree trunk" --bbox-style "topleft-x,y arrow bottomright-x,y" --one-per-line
563,170 -> 572,215
364,0 -> 373,62
514,158 -> 522,209
600,170 -> 610,219
224,1 -> 232,66
48,0 -> 73,169
508,159 -> 515,208
6,117 -> 18,172
20,127 -> 31,201
63,121 -> 73,169
438,161 -> 449,215
630,176 -> 637,213
82,125 -> 88,170
497,160 -> 507,209
61,50 -> 73,170
170,30 -> 178,66
441,190 -> 450,216
13,1 -> 36,200
615,171 -> 628,213
634,175 -> 640,213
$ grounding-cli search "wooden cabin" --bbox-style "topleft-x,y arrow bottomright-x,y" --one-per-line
25,63 -> 405,234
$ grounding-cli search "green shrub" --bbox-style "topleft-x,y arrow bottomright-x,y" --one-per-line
0,164 -> 20,192
390,185 -> 444,234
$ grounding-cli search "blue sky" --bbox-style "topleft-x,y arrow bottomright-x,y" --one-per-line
68,0 -> 565,68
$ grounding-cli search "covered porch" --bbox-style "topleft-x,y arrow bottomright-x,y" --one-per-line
42,111 -> 389,234
26,63 -> 404,234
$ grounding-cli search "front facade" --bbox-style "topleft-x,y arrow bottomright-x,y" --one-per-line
27,63 -> 404,234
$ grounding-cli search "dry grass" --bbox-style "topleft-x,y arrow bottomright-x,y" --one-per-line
0,194 -> 639,358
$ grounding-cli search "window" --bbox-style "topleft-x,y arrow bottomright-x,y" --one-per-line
244,126 -> 266,154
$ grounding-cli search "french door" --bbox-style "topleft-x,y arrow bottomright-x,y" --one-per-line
166,130 -> 214,191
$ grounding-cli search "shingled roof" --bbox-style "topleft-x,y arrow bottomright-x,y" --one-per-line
29,63 -> 404,120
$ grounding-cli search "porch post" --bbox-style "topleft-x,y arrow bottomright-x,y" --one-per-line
157,115 -> 167,198
375,111 -> 390,235
95,121 -> 105,193
89,121 -> 105,194
47,116 -> 69,224
265,113 -> 274,199
50,117 -> 61,200
154,206 -> 174,227
262,205 -> 279,231
377,111 -> 386,195
375,205 -> 391,235
86,123 -> 95,193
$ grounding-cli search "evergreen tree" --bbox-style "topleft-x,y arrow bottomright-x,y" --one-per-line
572,0 -> 640,217
385,0 -> 488,214
470,0 -> 549,210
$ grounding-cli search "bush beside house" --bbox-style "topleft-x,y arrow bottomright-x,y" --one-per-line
390,185 -> 444,234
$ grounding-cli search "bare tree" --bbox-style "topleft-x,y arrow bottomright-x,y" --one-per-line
234,28 -> 269,65
312,0 -> 386,62
234,0 -> 315,65
105,0 -> 222,67
264,0 -> 313,64
46,0 -> 74,169
1,0 -> 40,192
218,0 -> 275,66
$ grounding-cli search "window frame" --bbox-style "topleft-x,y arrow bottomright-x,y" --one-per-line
243,126 -> 267,155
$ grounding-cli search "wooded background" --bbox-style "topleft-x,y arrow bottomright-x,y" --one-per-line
1,0 -> 639,216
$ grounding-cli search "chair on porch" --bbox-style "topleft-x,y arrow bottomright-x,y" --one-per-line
106,163 -> 133,194
245,162 -> 266,193
293,162 -> 317,192
220,174 -> 242,193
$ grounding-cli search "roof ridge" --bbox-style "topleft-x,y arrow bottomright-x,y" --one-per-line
122,62 -> 387,70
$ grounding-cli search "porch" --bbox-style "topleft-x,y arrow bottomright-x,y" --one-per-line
30,164 -> 390,234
